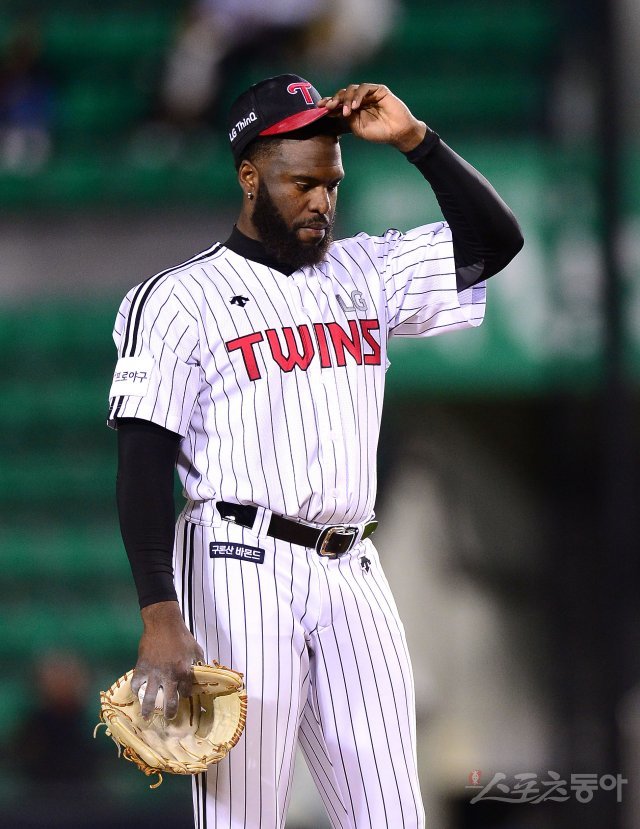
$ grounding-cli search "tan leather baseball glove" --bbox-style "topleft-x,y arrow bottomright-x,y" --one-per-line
95,662 -> 247,787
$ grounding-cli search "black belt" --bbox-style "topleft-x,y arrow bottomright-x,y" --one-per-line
216,501 -> 378,558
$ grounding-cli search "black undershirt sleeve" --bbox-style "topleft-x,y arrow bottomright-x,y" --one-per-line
404,130 -> 524,289
116,417 -> 181,609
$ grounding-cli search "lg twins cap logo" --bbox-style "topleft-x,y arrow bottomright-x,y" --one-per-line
229,110 -> 258,141
287,81 -> 314,105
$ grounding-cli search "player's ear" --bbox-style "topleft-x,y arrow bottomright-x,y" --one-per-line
238,160 -> 258,200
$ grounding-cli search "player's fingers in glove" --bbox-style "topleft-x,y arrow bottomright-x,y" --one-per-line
133,651 -> 204,719
134,670 -> 177,720
132,663 -> 171,715
131,668 -> 145,699
159,679 -> 180,720
176,662 -> 200,699
132,670 -> 162,719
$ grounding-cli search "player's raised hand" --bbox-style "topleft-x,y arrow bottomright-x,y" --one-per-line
132,600 -> 204,720
318,83 -> 426,152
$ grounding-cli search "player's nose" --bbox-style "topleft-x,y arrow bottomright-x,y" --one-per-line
308,186 -> 331,216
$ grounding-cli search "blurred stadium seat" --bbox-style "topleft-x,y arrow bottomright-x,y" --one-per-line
0,0 -> 560,208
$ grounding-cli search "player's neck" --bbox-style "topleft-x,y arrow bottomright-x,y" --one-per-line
224,226 -> 297,276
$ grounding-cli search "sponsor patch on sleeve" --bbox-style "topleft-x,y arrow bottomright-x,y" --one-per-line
109,356 -> 154,397
209,542 -> 265,564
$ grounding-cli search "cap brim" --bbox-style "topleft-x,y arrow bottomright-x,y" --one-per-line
259,107 -> 330,137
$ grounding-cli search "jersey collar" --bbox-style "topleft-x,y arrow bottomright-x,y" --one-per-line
224,226 -> 297,276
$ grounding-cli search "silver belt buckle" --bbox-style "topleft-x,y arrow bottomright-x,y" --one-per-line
316,525 -> 357,558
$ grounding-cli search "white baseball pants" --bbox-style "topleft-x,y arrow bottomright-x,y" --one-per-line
173,510 -> 425,829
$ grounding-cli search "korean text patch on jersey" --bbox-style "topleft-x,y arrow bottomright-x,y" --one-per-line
109,356 -> 154,398
209,542 -> 265,564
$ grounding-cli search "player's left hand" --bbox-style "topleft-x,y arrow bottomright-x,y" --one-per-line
132,600 -> 205,720
318,83 -> 426,152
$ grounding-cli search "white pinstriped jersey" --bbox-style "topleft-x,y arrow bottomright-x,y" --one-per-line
108,220 -> 485,528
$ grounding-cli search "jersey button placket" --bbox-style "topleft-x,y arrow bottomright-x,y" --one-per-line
310,374 -> 337,512
328,429 -> 340,499
290,271 -> 338,515
323,373 -> 346,507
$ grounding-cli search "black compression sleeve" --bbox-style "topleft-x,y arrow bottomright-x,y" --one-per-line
405,131 -> 524,288
116,417 -> 181,609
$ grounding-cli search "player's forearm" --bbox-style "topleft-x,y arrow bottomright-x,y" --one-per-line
116,418 -> 181,609
405,130 -> 524,286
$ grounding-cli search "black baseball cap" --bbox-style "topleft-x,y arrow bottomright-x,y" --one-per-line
227,73 -> 347,163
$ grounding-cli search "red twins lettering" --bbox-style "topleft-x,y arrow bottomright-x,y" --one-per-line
266,326 -> 314,372
359,319 -> 382,365
313,323 -> 332,368
326,320 -> 362,367
226,331 -> 264,381
226,319 -> 381,381
287,82 -> 314,105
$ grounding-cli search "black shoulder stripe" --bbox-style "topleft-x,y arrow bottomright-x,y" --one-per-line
122,244 -> 221,358
121,279 -> 151,358
124,273 -> 167,357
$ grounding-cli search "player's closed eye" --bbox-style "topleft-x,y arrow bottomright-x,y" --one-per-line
295,180 -> 340,192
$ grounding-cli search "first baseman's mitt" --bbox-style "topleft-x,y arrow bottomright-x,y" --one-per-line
95,662 -> 247,787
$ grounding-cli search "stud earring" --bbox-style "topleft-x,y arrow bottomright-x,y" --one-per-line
247,192 -> 254,200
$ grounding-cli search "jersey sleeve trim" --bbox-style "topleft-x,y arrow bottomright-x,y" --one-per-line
120,244 -> 220,358
108,253 -> 216,434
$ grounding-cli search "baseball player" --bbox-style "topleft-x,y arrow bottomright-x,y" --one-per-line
109,75 -> 523,828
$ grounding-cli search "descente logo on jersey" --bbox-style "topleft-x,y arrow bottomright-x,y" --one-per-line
226,318 -> 382,381
210,542 -> 265,564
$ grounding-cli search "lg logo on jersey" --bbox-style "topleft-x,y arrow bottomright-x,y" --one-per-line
226,318 -> 382,381
337,290 -> 368,314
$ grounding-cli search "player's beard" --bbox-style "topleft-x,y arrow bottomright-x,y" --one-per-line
252,182 -> 334,270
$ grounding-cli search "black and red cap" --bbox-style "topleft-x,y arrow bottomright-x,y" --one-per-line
228,73 -> 346,163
